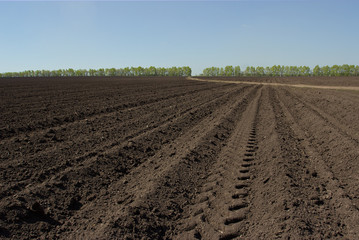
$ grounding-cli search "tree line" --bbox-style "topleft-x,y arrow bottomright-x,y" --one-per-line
202,65 -> 359,77
0,66 -> 192,78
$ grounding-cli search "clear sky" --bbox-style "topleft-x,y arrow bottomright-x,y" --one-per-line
0,0 -> 358,75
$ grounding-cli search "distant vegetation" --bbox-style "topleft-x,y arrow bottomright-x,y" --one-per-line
202,65 -> 359,77
3,65 -> 359,78
0,66 -> 192,78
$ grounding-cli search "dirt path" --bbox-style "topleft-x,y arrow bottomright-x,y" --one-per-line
1,77 -> 358,239
188,77 -> 359,91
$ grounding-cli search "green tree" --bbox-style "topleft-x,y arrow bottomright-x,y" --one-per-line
313,65 -> 321,76
250,66 -> 256,76
355,65 -> 359,76
183,66 -> 191,76
265,67 -> 272,76
89,69 -> 97,76
224,66 -> 234,76
321,65 -> 330,76
244,66 -> 251,76
106,68 -> 117,76
341,64 -> 350,76
256,66 -> 265,76
148,66 -> 157,76
234,66 -> 241,76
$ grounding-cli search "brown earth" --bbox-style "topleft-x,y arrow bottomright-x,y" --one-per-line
0,76 -> 358,239
195,76 -> 359,87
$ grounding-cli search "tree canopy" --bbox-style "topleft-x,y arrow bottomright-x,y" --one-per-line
202,65 -> 359,77
0,66 -> 192,78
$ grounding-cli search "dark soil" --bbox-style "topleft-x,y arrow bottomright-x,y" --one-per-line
196,76 -> 359,87
1,76 -> 358,239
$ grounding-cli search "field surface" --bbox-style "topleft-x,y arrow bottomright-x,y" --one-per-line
1,76 -> 359,239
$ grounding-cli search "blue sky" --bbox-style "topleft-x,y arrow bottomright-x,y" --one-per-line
0,1 -> 358,75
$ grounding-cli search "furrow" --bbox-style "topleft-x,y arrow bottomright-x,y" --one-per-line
274,87 -> 359,239
174,86 -> 261,240
276,87 -> 359,208
0,85 -> 253,239
0,83 -> 232,140
281,88 -> 359,144
243,86 -> 347,239
0,83 -> 237,181
0,85 -> 245,200
60,86 -> 261,239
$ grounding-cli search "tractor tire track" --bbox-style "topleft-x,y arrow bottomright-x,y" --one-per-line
2,76 -> 359,239
254,87 -> 346,238
59,86 -> 261,240
0,83 -> 240,192
0,84 -> 249,201
174,86 -> 261,240
0,82 -> 254,238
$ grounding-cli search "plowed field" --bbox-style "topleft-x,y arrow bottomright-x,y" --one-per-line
1,76 -> 359,239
